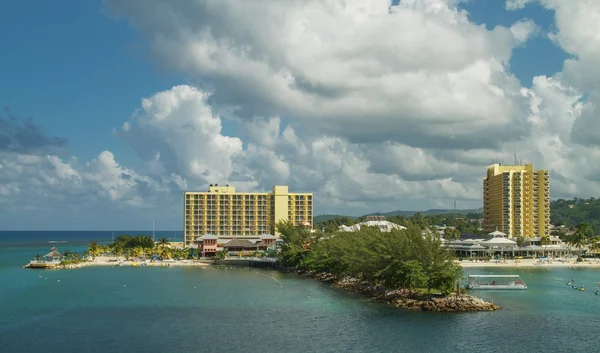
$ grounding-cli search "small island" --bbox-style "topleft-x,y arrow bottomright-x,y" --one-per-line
276,222 -> 499,312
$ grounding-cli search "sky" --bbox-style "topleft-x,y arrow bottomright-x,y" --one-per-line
1,0 -> 600,230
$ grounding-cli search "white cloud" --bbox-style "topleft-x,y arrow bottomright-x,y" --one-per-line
505,0 -> 533,10
5,0 -> 600,229
106,0 -> 537,149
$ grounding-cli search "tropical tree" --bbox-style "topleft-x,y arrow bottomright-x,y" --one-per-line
112,244 -> 125,259
277,222 -> 462,295
566,227 -> 588,251
158,237 -> 170,248
444,228 -> 461,242
34,253 -> 41,261
87,242 -> 100,259
129,247 -> 143,259
540,234 -> 551,257
264,249 -> 279,258
158,247 -> 172,260
215,249 -> 229,260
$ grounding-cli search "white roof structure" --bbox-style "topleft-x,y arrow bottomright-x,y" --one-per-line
480,236 -> 517,250
339,220 -> 407,233
197,234 -> 218,240
488,230 -> 507,237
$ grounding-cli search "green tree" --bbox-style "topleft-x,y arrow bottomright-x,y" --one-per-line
540,234 -> 551,256
277,222 -> 462,295
87,242 -> 100,259
158,237 -> 170,248
215,249 -> 229,260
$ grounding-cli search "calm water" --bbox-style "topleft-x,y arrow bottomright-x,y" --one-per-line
1,231 -> 600,353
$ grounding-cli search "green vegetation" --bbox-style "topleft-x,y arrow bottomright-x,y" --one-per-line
316,197 -> 600,236
551,198 -> 600,232
277,222 -> 462,295
316,212 -> 482,235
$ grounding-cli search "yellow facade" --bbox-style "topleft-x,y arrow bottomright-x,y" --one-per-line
183,184 -> 313,246
483,164 -> 550,238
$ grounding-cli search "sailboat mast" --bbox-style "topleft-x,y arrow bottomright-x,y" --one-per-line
152,219 -> 155,242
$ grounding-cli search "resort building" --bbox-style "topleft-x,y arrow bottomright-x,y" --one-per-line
197,234 -> 280,257
338,216 -> 407,232
483,163 -> 550,238
184,185 -> 313,247
445,230 -> 573,258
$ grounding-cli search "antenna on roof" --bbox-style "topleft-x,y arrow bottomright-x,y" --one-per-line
514,149 -> 518,165
454,200 -> 457,219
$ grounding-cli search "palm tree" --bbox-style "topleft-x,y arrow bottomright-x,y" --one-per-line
566,231 -> 587,254
215,249 -> 228,260
540,234 -> 551,257
447,228 -> 461,241
87,242 -> 101,259
130,247 -> 143,260
158,237 -> 170,248
158,247 -> 172,260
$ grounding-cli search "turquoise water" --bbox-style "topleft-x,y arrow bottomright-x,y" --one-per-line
2,232 -> 600,353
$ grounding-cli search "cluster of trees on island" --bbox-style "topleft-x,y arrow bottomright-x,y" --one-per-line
277,222 -> 462,295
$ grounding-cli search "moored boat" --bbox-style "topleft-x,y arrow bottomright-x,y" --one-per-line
466,275 -> 527,290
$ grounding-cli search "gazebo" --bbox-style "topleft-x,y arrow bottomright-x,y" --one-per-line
43,246 -> 65,262
488,230 -> 507,237
480,233 -> 518,257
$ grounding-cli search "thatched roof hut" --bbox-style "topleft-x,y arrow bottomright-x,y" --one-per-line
44,248 -> 64,259
223,239 -> 258,251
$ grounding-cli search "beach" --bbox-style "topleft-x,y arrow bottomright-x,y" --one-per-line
55,255 -> 211,269
458,257 -> 600,268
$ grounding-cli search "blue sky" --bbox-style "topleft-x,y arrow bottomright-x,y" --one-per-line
0,0 -> 183,166
1,0 -> 597,230
1,0 -> 568,163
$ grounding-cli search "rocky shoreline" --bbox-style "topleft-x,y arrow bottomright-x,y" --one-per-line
292,269 -> 500,312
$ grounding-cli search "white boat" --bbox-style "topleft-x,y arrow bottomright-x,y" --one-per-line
466,275 -> 528,290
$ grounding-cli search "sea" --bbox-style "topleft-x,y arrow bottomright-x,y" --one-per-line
1,231 -> 600,353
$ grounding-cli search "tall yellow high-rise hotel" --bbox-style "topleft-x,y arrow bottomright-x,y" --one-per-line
483,163 -> 550,238
183,185 -> 313,247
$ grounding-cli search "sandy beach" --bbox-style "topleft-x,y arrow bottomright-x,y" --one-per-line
61,255 -> 211,269
458,258 -> 600,268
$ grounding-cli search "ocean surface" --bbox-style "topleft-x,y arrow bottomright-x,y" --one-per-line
1,231 -> 600,353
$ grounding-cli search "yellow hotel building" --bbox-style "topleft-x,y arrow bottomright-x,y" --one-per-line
483,163 -> 550,238
183,185 -> 313,246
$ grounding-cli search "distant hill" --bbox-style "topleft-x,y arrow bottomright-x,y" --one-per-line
551,197 -> 600,231
314,208 -> 483,224
363,208 -> 483,218
314,214 -> 358,223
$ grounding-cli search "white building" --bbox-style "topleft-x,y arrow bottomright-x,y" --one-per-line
339,216 -> 407,233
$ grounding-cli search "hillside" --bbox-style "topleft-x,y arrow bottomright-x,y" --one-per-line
313,214 -> 358,223
363,208 -> 483,217
314,198 -> 600,232
551,197 -> 600,230
314,208 -> 483,223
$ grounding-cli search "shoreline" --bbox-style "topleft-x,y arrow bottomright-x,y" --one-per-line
458,258 -> 600,269
289,269 -> 499,312
24,255 -> 211,269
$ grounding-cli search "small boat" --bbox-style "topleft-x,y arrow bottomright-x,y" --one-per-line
465,275 -> 527,290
